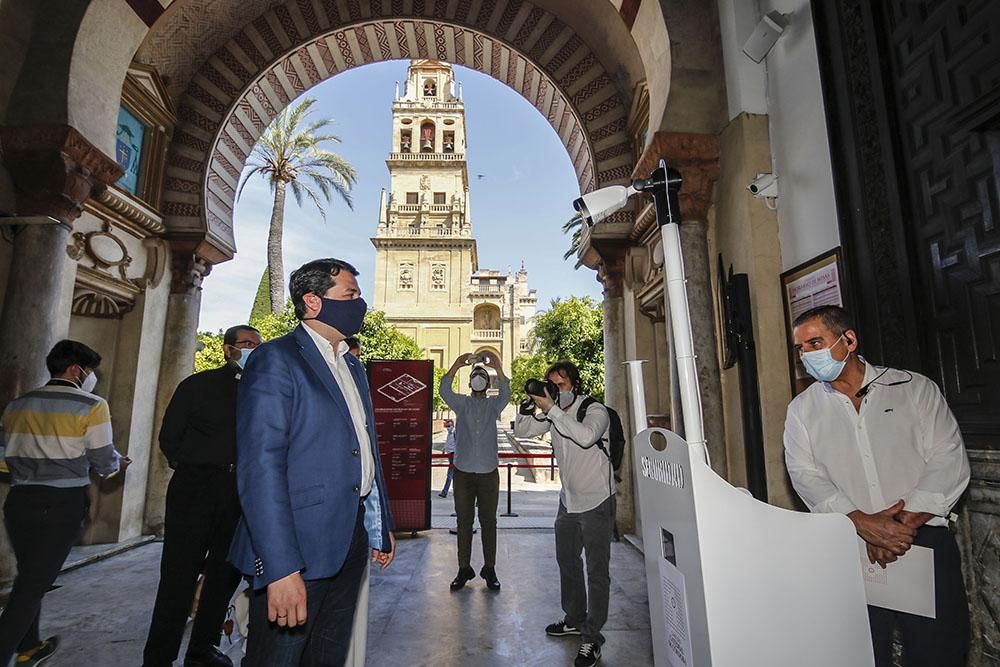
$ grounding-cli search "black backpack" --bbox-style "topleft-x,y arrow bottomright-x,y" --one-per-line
576,397 -> 626,472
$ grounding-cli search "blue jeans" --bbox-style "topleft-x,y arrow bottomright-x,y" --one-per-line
243,505 -> 369,667
441,454 -> 455,496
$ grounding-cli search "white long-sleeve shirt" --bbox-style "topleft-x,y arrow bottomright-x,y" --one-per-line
784,361 -> 969,527
302,324 -> 375,495
514,395 -> 613,513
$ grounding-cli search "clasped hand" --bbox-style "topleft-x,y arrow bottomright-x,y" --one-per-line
851,500 -> 934,569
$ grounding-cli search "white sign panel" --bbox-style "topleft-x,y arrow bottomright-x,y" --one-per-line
658,538 -> 694,667
858,539 -> 936,619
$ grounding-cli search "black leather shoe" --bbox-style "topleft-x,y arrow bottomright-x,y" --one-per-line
450,566 -> 475,591
481,566 -> 501,591
184,646 -> 234,667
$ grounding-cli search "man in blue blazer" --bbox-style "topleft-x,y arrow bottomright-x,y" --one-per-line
229,257 -> 395,666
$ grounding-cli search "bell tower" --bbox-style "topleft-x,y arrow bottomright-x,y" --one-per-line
372,60 -> 478,372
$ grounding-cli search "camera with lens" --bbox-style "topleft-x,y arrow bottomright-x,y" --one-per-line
520,378 -> 558,415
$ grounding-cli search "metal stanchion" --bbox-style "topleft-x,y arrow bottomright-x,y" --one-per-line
549,452 -> 555,482
499,463 -> 518,517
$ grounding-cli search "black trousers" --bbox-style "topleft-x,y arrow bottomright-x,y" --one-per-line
868,525 -> 969,667
0,485 -> 87,665
143,465 -> 242,666
453,469 -> 499,570
243,504 -> 369,667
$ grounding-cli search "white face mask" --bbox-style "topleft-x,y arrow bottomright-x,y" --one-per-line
558,390 -> 575,407
80,370 -> 98,393
470,374 -> 489,392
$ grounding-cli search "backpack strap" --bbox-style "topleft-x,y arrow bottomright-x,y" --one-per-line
576,396 -> 597,423
575,396 -> 611,460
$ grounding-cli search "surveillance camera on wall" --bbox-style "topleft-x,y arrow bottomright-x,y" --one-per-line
747,173 -> 778,198
742,11 -> 789,63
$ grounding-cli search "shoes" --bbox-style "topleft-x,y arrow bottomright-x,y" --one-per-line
574,642 -> 601,667
438,492 -> 448,498
449,566 -> 476,591
480,566 -> 501,591
545,621 -> 582,637
183,646 -> 234,667
15,636 -> 59,666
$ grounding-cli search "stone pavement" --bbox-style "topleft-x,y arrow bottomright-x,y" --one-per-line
27,526 -> 652,666
22,424 -> 653,665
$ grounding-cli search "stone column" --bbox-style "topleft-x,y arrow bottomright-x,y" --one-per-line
143,249 -> 211,536
0,125 -> 123,409
632,132 -> 727,475
594,243 -> 636,534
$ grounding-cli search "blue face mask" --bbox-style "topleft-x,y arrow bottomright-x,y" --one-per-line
309,296 -> 367,337
234,347 -> 254,370
800,335 -> 848,382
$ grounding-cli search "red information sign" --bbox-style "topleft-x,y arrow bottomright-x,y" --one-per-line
367,359 -> 433,532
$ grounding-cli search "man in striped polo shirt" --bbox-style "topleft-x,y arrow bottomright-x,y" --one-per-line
0,340 -> 128,666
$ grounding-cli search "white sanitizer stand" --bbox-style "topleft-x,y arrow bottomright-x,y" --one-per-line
633,428 -> 875,667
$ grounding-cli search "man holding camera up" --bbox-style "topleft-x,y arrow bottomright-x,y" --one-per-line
515,361 -> 613,667
439,350 -> 510,592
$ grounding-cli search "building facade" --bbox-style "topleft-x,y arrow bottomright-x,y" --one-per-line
371,60 -> 537,379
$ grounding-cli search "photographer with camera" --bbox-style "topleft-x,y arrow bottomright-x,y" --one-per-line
514,361 -> 613,667
439,350 -> 510,592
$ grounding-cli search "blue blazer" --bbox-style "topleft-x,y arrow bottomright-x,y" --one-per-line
229,325 -> 394,590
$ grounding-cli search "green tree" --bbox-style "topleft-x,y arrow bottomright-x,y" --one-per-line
194,331 -> 226,372
510,296 -> 605,403
238,97 -> 358,315
250,300 -> 298,341
356,310 -> 421,363
431,366 -> 447,413
510,353 -> 553,404
249,267 -> 272,323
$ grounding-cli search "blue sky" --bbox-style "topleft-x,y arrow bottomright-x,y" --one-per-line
198,60 -> 603,333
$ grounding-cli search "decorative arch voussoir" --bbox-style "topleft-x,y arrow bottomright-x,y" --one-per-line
162,0 -> 636,248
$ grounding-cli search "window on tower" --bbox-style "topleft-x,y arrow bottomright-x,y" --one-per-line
406,192 -> 418,205
433,192 -> 446,205
443,131 -> 455,153
423,78 -> 437,97
420,122 -> 435,152
431,263 -> 447,291
400,129 -> 412,153
398,262 -> 415,290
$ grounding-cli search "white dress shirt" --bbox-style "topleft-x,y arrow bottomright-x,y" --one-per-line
302,324 -> 375,495
784,360 -> 969,527
514,395 -> 614,513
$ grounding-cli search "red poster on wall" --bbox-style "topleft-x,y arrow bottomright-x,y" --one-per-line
367,359 -> 433,532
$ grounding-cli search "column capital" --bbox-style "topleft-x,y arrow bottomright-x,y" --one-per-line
0,125 -> 124,224
593,241 -> 629,298
169,250 -> 213,295
632,131 -> 720,221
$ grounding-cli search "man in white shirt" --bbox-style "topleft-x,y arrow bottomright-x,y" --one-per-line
515,361 -> 613,667
783,305 -> 970,667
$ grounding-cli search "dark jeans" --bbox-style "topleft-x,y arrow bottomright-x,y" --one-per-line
0,485 -> 87,665
243,504 -> 369,667
554,495 -> 615,645
453,469 -> 499,570
868,525 -> 969,667
143,465 -> 243,666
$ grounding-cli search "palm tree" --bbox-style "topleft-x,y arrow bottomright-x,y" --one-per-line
238,97 -> 358,314
562,211 -> 587,265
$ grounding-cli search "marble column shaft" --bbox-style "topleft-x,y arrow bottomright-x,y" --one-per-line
143,251 -> 210,536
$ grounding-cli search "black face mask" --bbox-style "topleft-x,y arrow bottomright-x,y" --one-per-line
306,296 -> 367,337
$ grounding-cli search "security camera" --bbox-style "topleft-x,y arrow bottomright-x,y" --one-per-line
747,173 -> 778,198
573,184 -> 639,225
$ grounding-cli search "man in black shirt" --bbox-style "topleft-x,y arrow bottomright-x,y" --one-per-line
143,325 -> 261,667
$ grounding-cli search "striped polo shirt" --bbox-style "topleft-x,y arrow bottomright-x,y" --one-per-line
1,381 -> 120,487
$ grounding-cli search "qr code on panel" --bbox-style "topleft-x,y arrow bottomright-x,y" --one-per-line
377,374 -> 428,403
